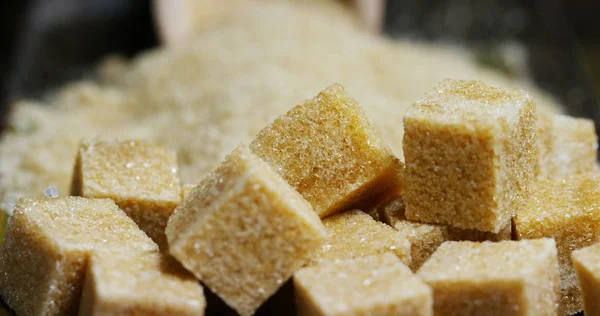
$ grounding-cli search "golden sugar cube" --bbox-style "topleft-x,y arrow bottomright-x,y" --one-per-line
418,239 -> 560,315
79,250 -> 205,315
250,84 -> 402,218
572,242 -> 600,316
378,198 -> 446,271
166,146 -> 327,316
310,209 -> 411,267
0,197 -> 157,316
537,114 -> 598,179
71,138 -> 182,250
403,79 -> 536,233
294,253 -> 432,316
379,197 -> 511,271
514,174 -> 600,314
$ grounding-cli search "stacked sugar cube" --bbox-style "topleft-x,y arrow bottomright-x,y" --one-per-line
0,197 -> 205,315
400,79 -> 599,315
167,84 -> 412,315
0,80 -> 599,315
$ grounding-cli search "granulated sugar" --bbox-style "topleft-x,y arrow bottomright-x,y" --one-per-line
0,1 -> 562,208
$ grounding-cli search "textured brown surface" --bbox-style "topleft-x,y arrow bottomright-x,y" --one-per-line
250,83 -> 401,218
182,184 -> 196,199
514,174 -> 600,315
0,197 -> 157,316
166,145 -> 326,316
378,196 -> 511,271
0,1 -> 564,216
572,242 -> 600,316
294,253 -> 432,316
403,79 -> 537,233
310,209 -> 411,266
536,114 -> 598,180
79,250 -> 205,316
71,138 -> 182,250
418,239 -> 560,316
378,198 -> 446,271
536,114 -> 555,178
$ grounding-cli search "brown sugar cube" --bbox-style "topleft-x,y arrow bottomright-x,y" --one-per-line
418,239 -> 560,316
379,197 -> 511,271
538,114 -> 598,179
514,174 -> 600,314
572,242 -> 600,316
378,198 -> 446,271
166,145 -> 327,316
71,138 -> 182,250
0,197 -> 157,316
249,83 -> 402,218
294,253 -> 432,316
552,115 -> 597,177
79,250 -> 205,315
403,79 -> 537,233
182,184 -> 196,199
310,209 -> 411,267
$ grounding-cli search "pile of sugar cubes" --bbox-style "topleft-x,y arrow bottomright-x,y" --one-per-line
1,79 -> 600,315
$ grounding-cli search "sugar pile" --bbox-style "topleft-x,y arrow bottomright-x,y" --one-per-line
0,1 -> 562,209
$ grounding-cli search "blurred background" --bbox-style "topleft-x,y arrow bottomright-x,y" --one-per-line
0,0 -> 599,130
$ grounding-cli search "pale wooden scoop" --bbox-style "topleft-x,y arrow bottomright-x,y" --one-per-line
153,0 -> 386,46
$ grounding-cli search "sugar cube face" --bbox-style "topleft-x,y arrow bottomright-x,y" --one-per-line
71,138 -> 182,250
403,79 -> 537,233
537,114 -> 598,179
250,84 -> 402,218
79,250 -> 205,316
536,114 -> 555,178
379,198 -> 446,271
418,239 -> 560,316
310,209 -> 411,267
0,197 -> 157,316
514,174 -> 600,314
572,242 -> 600,316
166,146 -> 327,316
294,253 -> 432,316
379,197 -> 511,271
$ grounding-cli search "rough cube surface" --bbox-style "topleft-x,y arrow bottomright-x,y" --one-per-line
572,242 -> 600,316
71,138 -> 182,249
0,197 -> 157,316
536,113 -> 554,178
310,209 -> 411,266
537,114 -> 598,179
379,197 -> 511,270
378,198 -> 446,271
418,239 -> 560,316
166,146 -> 327,316
79,250 -> 205,315
182,184 -> 196,199
514,174 -> 600,314
250,83 -> 401,218
403,79 -> 537,233
294,253 -> 432,316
